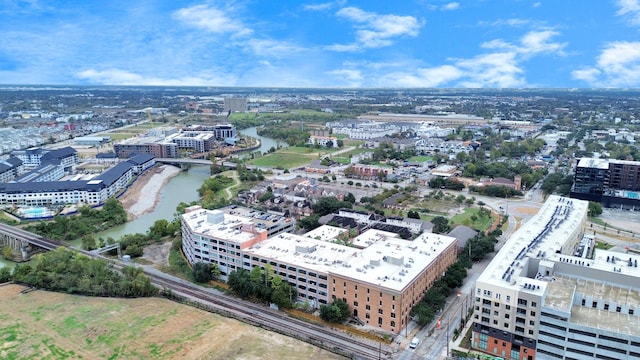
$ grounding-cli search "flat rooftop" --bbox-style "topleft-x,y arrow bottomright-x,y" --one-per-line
183,208 -> 259,246
545,274 -> 640,335
244,229 -> 457,292
303,225 -> 347,242
351,229 -> 400,248
223,205 -> 294,231
577,157 -> 609,169
477,195 -> 589,293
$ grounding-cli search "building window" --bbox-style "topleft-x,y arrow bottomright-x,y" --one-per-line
506,295 -> 510,302
354,285 -> 357,290
378,309 -> 383,315
354,301 -> 358,307
391,321 -> 395,327
531,301 -> 537,308
365,313 -> 370,319
366,305 -> 370,310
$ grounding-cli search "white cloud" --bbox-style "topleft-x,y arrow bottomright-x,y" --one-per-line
326,69 -> 363,86
76,68 -> 236,86
481,30 -> 566,58
532,2 -> 541,8
342,28 -> 563,88
572,41 -> 640,87
303,1 -> 345,11
454,52 -> 524,88
478,18 -> 535,28
441,2 -> 460,11
243,39 -> 305,58
616,0 -> 640,25
327,6 -> 422,51
377,65 -> 463,87
173,4 -> 252,37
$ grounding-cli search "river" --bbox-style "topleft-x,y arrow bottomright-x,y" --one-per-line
239,126 -> 288,154
0,127 -> 286,267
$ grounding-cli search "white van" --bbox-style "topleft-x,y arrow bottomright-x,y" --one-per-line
409,337 -> 420,349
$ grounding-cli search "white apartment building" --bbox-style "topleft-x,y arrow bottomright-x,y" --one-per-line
472,195 -> 640,360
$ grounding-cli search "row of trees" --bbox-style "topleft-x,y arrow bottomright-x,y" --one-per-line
428,177 -> 465,191
227,266 -> 297,309
9,248 -> 156,297
411,227 -> 504,326
468,185 -> 523,198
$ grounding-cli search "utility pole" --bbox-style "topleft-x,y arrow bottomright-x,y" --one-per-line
446,315 -> 450,357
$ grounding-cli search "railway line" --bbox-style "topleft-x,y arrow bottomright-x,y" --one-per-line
0,223 -> 394,359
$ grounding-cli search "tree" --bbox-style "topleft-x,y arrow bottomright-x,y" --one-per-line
432,216 -> 451,234
81,235 -> 97,251
407,210 -> 420,219
344,192 -> 356,204
2,246 -> 13,260
312,197 -> 352,216
336,139 -> 344,148
588,201 -> 603,217
320,299 -> 350,323
299,214 -> 321,231
325,140 -> 334,148
193,262 -> 213,283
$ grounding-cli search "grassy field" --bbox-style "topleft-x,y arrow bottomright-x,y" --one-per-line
450,208 -> 494,232
336,147 -> 372,158
0,284 -> 343,360
407,155 -> 434,162
247,146 -> 338,168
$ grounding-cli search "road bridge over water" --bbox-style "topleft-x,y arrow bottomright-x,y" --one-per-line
155,158 -> 261,170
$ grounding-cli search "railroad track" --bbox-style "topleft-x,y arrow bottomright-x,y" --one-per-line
0,223 -> 394,359
149,271 -> 392,359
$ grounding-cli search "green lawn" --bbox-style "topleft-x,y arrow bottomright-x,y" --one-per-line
450,208 -> 494,232
247,153 -> 317,168
338,147 -> 373,158
332,156 -> 351,165
408,155 -> 434,162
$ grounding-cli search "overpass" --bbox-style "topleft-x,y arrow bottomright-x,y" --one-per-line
0,223 -> 66,260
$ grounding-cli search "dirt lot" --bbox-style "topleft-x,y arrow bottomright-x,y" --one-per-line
0,284 -> 344,360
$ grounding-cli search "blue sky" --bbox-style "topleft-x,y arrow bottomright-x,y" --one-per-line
3,0 -> 640,88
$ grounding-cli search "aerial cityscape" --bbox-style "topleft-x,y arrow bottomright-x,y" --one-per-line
2,1 -> 640,360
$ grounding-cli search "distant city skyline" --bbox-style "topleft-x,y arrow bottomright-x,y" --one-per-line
3,1 -> 640,88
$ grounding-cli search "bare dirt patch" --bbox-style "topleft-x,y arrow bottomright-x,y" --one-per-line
143,242 -> 172,267
0,284 -> 344,360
